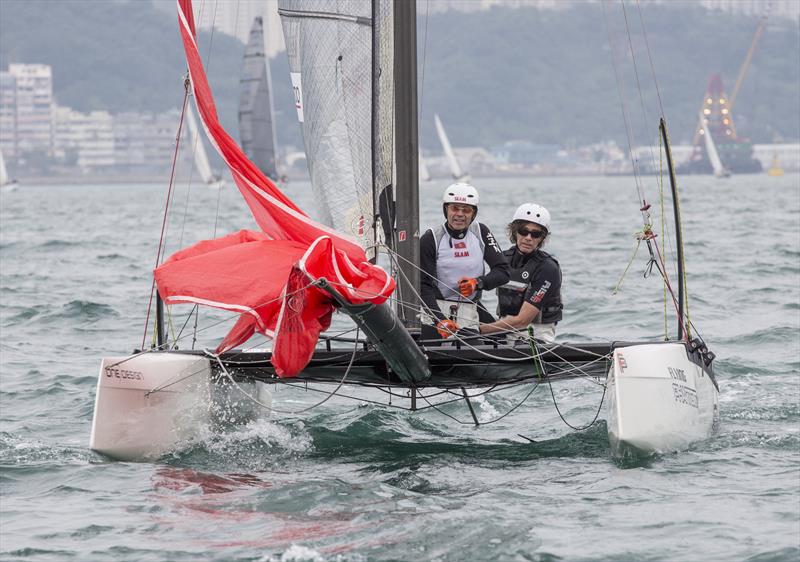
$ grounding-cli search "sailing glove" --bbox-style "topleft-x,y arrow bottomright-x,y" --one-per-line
436,319 -> 459,339
457,277 -> 480,297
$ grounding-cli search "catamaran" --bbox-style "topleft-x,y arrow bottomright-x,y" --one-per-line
434,113 -> 470,182
90,0 -> 719,462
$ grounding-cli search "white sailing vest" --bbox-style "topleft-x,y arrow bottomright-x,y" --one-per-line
432,222 -> 485,302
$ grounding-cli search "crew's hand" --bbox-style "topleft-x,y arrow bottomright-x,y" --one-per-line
436,319 -> 459,338
457,277 -> 479,297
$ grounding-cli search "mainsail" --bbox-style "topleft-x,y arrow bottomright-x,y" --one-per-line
434,113 -> 469,182
239,16 -> 279,181
278,0 -> 394,254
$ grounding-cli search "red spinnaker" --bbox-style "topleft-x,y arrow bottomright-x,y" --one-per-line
154,1 -> 394,376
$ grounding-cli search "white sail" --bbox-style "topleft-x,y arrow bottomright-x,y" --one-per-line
701,115 -> 730,178
278,0 -> 394,252
0,150 -> 8,186
434,113 -> 469,182
239,16 -> 279,180
419,150 -> 431,182
0,150 -> 17,190
186,104 -> 223,187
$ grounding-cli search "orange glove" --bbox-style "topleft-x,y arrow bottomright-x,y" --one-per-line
457,277 -> 479,297
436,319 -> 459,338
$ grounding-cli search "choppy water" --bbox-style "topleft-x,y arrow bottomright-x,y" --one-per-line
1,174 -> 798,561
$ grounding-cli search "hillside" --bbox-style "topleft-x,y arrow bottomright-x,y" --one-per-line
1,0 -> 797,150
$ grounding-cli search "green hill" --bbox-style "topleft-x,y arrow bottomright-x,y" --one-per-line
1,0 -> 797,150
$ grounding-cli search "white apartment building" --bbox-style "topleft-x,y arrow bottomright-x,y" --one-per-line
0,72 -> 16,159
54,106 -> 115,172
113,110 -> 184,175
0,64 -> 54,161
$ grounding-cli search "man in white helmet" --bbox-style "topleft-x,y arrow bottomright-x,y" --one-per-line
420,182 -> 509,340
477,203 -> 563,343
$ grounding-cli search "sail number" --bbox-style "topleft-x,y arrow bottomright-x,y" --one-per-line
668,366 -> 697,408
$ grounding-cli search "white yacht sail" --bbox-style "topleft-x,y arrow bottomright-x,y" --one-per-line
239,16 -> 280,181
419,150 -> 431,182
701,115 -> 730,178
186,104 -> 223,187
0,150 -> 17,190
0,151 -> 8,186
434,113 -> 470,182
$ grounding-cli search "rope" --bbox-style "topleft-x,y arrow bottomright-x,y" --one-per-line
205,326 -> 361,415
529,334 -> 607,431
141,83 -> 190,350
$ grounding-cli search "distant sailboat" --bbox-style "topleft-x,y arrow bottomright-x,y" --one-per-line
0,150 -> 18,191
434,113 -> 470,182
186,104 -> 224,188
701,115 -> 730,178
419,150 -> 431,182
239,16 -> 283,182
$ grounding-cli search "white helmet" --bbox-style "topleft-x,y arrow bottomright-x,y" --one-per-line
443,182 -> 479,208
513,203 -> 551,233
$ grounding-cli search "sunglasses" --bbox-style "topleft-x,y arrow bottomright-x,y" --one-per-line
517,226 -> 546,239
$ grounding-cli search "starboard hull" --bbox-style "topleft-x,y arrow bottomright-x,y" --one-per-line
607,342 -> 719,456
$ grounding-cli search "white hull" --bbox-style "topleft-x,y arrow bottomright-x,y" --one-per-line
607,343 -> 719,455
90,354 -> 213,461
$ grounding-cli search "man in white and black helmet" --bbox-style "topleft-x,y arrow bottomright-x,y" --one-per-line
420,182 -> 509,340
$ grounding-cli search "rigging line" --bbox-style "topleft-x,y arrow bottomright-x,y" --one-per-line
208,326 -> 361,415
546,373 -> 608,432
601,0 -> 647,216
538,350 -> 608,431
418,0 -> 430,123
173,304 -> 199,349
634,0 -> 665,118
418,379 -> 542,426
141,86 -> 190,351
620,0 -> 661,185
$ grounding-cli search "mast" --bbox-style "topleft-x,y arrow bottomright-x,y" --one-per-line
393,0 -> 420,328
659,117 -> 687,341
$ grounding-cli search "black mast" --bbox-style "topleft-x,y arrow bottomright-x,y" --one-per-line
393,0 -> 420,329
659,117 -> 687,341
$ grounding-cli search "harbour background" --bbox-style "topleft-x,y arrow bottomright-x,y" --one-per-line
1,174 -> 798,561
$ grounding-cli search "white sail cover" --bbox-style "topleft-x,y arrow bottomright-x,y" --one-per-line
434,113 -> 468,181
186,104 -> 218,185
278,0 -> 394,253
239,16 -> 279,180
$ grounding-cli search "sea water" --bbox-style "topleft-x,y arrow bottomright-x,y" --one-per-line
1,175 -> 798,561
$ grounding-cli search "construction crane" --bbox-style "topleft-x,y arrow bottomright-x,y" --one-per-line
690,8 -> 770,146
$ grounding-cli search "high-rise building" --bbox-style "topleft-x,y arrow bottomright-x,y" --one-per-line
0,71 -> 17,159
6,64 -> 54,158
0,64 -> 55,163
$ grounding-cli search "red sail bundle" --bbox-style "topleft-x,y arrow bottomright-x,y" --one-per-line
154,1 -> 394,376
